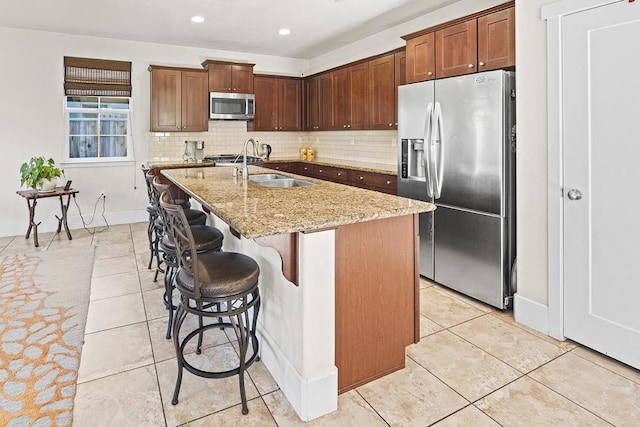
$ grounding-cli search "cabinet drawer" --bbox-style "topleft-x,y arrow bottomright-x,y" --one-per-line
350,170 -> 397,194
312,165 -> 350,183
264,163 -> 291,172
298,163 -> 313,176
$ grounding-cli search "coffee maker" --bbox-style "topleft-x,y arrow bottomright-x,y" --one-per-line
184,140 -> 205,162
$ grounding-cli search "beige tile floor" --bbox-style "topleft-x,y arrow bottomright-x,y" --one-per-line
3,223 -> 639,426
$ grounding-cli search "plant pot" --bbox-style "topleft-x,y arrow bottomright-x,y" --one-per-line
36,178 -> 56,193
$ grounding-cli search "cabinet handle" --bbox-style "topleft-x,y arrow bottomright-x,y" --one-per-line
479,61 -> 486,66
359,176 -> 364,180
303,167 -> 308,171
394,123 -> 398,127
468,64 -> 474,68
176,126 -> 180,130
343,124 -> 347,128
427,71 -> 433,76
337,173 -> 342,176
347,124 -> 351,128
386,180 -> 391,185
318,169 -> 323,173
389,123 -> 393,127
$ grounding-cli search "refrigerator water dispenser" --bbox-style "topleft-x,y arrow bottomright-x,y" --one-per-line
400,138 -> 426,180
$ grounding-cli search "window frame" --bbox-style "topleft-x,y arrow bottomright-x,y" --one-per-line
63,95 -> 134,166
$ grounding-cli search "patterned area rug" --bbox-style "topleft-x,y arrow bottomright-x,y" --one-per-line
0,247 -> 94,426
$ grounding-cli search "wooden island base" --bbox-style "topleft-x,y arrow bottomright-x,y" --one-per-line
213,212 -> 419,419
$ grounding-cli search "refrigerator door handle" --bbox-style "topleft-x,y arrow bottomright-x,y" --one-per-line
432,102 -> 445,199
424,102 -> 434,198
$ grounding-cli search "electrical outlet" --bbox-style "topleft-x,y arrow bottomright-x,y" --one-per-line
392,138 -> 397,147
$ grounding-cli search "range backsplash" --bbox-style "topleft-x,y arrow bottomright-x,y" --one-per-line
148,120 -> 398,165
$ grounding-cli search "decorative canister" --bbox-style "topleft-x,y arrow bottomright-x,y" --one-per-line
306,146 -> 315,161
299,147 -> 307,161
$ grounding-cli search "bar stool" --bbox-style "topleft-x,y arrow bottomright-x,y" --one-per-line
160,192 -> 261,415
147,171 -> 207,280
141,165 -> 159,269
153,178 -> 224,339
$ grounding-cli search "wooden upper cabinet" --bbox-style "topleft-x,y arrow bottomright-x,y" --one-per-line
332,63 -> 369,130
406,32 -> 435,83
435,20 -> 478,79
403,2 -> 515,83
331,68 -> 350,130
278,78 -> 302,131
318,73 -> 333,130
253,76 -> 278,131
478,7 -> 515,71
150,67 -> 208,132
394,50 -> 407,128
252,75 -> 301,131
305,76 -> 319,130
349,63 -> 369,130
369,54 -> 396,130
203,61 -> 255,93
181,71 -> 209,131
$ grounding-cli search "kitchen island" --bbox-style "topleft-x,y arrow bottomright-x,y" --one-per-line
161,165 -> 434,421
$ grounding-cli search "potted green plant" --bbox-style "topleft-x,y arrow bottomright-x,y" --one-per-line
19,156 -> 63,192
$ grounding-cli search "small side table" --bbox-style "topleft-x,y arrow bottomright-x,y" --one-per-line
16,187 -> 80,247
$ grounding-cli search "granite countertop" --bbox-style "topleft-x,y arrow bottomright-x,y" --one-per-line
162,166 -> 434,239
266,157 -> 397,175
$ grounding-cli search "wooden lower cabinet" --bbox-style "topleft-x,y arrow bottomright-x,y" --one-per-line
264,162 -> 397,194
335,214 -> 419,393
349,170 -> 397,194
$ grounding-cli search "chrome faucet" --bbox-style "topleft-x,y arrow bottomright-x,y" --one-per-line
241,138 -> 257,180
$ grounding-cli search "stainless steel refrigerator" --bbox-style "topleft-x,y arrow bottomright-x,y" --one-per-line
398,70 -> 516,309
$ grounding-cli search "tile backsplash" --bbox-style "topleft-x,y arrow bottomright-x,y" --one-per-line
148,120 -> 398,165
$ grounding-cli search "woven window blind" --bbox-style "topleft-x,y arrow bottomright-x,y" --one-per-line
64,56 -> 132,96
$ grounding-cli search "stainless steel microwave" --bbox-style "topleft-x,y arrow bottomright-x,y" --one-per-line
209,92 -> 255,120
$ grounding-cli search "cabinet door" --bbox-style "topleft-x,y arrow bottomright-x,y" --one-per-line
278,78 -> 302,131
436,20 -> 478,78
478,7 -> 515,71
305,76 -> 319,130
394,50 -> 406,128
406,32 -> 435,83
151,69 -> 182,132
331,68 -> 350,130
369,55 -> 395,130
253,76 -> 278,131
181,71 -> 209,132
231,64 -> 254,93
208,63 -> 232,92
318,73 -> 333,130
349,63 -> 369,130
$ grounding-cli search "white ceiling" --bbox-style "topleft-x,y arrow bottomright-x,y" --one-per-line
0,0 -> 459,59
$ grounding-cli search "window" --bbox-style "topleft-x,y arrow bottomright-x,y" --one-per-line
63,57 -> 132,163
66,96 -> 130,159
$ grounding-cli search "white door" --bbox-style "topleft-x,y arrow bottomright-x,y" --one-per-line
563,0 -> 640,369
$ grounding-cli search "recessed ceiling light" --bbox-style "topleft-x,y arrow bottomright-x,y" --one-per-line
191,16 -> 205,23
278,28 -> 291,36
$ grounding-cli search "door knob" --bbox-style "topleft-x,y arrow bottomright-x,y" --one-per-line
567,189 -> 583,200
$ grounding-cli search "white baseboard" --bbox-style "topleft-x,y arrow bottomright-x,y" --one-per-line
514,293 -> 549,336
257,327 -> 338,421
0,210 -> 148,238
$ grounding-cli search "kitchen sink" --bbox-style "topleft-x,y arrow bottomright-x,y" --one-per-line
204,154 -> 264,167
249,174 -> 315,188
